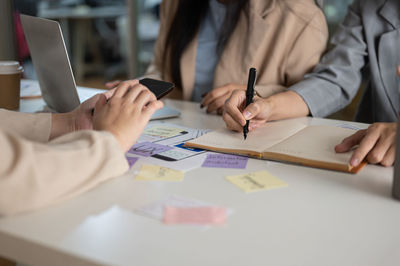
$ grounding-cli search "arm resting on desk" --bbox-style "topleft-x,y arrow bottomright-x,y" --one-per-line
0,109 -> 52,143
0,130 -> 128,216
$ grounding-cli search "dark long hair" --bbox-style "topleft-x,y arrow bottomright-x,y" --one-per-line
163,0 -> 248,89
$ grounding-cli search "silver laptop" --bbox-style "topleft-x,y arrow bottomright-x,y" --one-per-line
20,14 -> 79,113
20,14 -> 180,119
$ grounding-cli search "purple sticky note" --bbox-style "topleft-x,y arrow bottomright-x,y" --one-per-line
201,153 -> 248,169
126,156 -> 139,168
127,142 -> 173,157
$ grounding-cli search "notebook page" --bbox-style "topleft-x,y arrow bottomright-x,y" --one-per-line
265,125 -> 356,165
187,119 -> 307,154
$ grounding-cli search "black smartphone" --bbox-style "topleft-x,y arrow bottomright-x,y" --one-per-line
91,78 -> 174,115
139,78 -> 174,99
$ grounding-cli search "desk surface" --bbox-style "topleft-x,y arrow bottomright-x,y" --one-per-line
1,97 -> 399,266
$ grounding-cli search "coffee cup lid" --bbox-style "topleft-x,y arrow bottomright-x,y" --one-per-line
0,61 -> 23,75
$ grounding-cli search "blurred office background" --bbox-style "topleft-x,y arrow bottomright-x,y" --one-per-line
1,0 -> 356,119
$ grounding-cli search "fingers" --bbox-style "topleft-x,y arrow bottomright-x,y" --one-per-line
104,87 -> 117,100
124,84 -> 149,104
202,86 -> 229,107
349,129 -> 380,166
381,145 -> 395,167
349,123 -> 397,166
335,123 -> 397,167
335,130 -> 366,153
83,93 -> 102,110
224,90 -> 247,127
206,93 -> 229,113
397,66 -> 400,76
94,93 -> 107,114
114,80 -> 140,98
143,100 -> 164,117
249,120 -> 264,131
105,80 -> 122,89
133,89 -> 157,109
366,133 -> 395,164
243,101 -> 262,120
222,111 -> 243,132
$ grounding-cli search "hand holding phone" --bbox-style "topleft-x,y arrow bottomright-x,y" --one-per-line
92,79 -> 174,116
139,78 -> 174,99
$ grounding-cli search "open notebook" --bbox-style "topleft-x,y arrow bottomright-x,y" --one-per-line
185,119 -> 366,173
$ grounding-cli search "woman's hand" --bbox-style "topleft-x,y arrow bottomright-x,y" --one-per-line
49,83 -> 131,140
50,93 -> 103,140
335,122 -> 397,167
223,90 -> 310,132
201,83 -> 246,115
222,89 -> 272,132
93,80 -> 163,152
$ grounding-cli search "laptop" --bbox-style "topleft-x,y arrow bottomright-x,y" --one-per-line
20,14 -> 180,119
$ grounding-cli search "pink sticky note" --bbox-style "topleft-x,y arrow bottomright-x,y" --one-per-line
163,206 -> 226,225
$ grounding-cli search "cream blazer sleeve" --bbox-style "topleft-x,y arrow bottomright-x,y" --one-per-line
0,110 -> 128,216
255,8 -> 328,97
0,109 -> 52,142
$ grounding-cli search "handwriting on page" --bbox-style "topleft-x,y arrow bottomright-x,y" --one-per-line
201,153 -> 248,169
135,164 -> 184,181
226,170 -> 287,193
143,126 -> 185,138
127,142 -> 172,157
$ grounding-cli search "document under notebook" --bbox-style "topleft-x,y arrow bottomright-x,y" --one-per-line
185,119 -> 366,173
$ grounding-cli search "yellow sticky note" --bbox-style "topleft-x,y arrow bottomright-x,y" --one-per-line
143,126 -> 184,138
226,170 -> 287,193
135,164 -> 184,181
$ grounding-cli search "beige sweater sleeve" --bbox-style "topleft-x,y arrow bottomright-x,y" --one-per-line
284,10 -> 328,86
0,128 -> 129,216
256,9 -> 328,98
0,108 -> 52,142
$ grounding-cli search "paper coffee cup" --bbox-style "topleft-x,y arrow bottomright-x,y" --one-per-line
0,61 -> 23,110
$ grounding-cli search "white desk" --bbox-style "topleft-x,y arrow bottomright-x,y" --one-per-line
0,95 -> 399,266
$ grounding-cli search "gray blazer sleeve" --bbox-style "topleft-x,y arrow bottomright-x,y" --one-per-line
289,0 -> 368,117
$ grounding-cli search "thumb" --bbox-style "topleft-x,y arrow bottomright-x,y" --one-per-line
243,102 -> 261,120
94,93 -> 107,114
84,94 -> 102,110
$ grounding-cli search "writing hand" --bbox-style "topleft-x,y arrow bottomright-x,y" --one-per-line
222,89 -> 271,132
